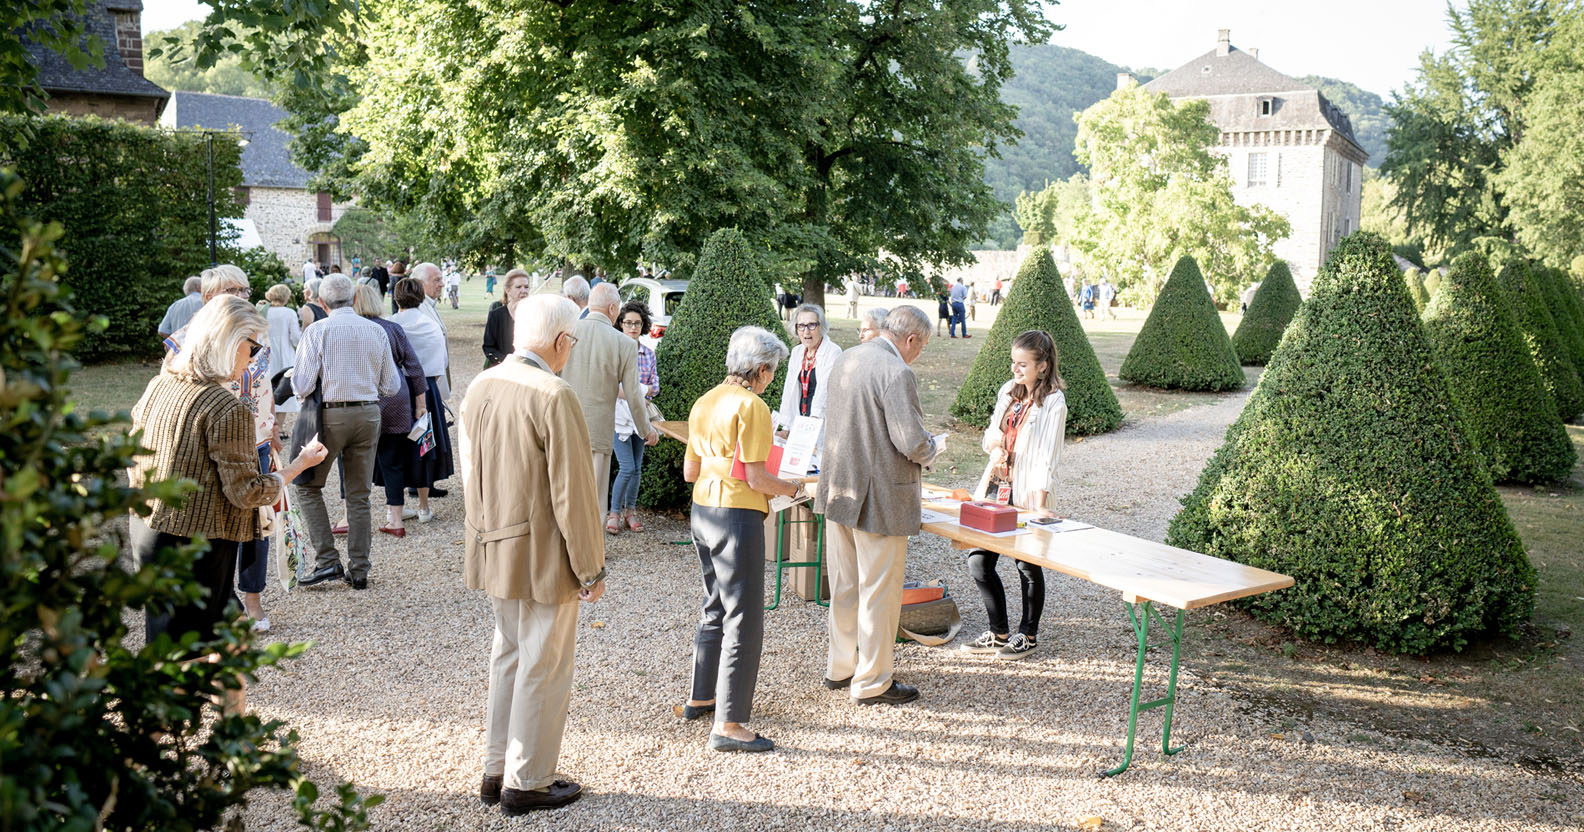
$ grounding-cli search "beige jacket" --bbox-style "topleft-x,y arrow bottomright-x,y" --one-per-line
459,354 -> 605,603
814,337 -> 938,537
560,311 -> 652,453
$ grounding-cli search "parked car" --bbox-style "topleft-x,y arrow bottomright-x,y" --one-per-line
618,277 -> 688,344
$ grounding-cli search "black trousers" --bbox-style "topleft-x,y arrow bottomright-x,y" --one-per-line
967,549 -> 1046,638
132,516 -> 242,647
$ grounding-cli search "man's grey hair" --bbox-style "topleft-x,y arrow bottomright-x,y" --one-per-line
725,326 -> 790,378
881,305 -> 931,341
860,306 -> 889,330
183,276 -> 202,294
303,277 -> 322,300
514,295 -> 580,352
792,303 -> 828,336
589,282 -> 620,311
411,262 -> 442,283
319,274 -> 355,308
562,275 -> 591,304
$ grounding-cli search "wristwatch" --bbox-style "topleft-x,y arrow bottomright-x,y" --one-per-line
582,567 -> 607,588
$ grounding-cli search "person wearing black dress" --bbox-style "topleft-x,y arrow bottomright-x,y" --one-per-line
482,269 -> 534,369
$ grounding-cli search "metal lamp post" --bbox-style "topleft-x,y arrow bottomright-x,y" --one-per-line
188,130 -> 250,266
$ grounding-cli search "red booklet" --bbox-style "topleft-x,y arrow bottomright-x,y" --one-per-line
730,444 -> 784,480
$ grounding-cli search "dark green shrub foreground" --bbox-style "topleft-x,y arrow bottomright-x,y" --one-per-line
950,248 -> 1122,434
1119,255 -> 1245,390
1230,261 -> 1301,365
0,170 -> 377,830
1498,261 -> 1584,422
1403,269 -> 1431,313
1422,253 -> 1576,483
639,228 -> 791,510
1533,264 -> 1584,380
1167,233 -> 1535,654
0,114 -> 244,360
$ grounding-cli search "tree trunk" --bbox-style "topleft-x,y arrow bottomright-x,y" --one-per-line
802,275 -> 826,311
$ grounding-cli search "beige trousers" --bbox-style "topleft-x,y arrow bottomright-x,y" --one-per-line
592,451 -> 612,516
825,522 -> 909,699
485,596 -> 579,791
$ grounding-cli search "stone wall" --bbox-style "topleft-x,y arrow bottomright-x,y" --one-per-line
242,186 -> 354,277
1216,137 -> 1361,296
44,93 -> 161,125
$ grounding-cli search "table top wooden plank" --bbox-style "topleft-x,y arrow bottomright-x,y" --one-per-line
655,420 -> 689,443
920,499 -> 1292,610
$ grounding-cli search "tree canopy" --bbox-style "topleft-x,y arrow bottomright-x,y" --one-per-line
1070,86 -> 1289,305
143,20 -> 275,99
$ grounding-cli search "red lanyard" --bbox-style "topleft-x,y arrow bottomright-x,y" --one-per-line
1001,398 -> 1032,470
797,349 -> 818,415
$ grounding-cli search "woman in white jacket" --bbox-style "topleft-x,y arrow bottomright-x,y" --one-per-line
961,330 -> 1067,660
775,303 -> 842,436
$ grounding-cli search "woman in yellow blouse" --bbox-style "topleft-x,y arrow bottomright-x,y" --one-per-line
680,326 -> 804,753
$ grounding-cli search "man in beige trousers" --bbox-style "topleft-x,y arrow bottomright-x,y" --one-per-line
814,305 -> 941,705
560,282 -> 657,519
459,295 -> 606,815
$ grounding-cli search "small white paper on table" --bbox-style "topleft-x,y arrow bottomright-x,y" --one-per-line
1031,519 -> 1094,533
768,490 -> 813,514
779,416 -> 822,478
919,508 -> 953,524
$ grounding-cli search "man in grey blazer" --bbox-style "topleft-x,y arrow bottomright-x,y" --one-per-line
561,282 -> 658,518
814,305 -> 941,705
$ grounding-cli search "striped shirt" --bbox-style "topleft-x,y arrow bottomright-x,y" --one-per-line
293,307 -> 401,403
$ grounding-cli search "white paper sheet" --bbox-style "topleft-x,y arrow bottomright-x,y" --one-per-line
780,416 -> 822,478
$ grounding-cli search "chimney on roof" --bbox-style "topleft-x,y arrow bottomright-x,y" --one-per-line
1116,72 -> 1136,91
109,5 -> 146,76
1249,47 -> 1259,61
1216,29 -> 1231,57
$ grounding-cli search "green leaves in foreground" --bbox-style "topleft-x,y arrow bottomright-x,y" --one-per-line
1168,233 -> 1534,654
950,247 -> 1121,435
1119,255 -> 1245,391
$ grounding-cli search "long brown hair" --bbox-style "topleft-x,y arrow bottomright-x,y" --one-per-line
1010,330 -> 1064,403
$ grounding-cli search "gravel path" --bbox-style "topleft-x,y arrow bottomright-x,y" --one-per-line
237,360 -> 1578,831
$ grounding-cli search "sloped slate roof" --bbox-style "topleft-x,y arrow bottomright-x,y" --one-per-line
23,0 -> 169,101
1144,44 -> 1365,159
161,91 -> 311,189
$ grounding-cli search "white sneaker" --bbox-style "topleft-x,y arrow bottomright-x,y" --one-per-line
401,506 -> 419,520
417,508 -> 434,524
251,617 -> 271,633
960,631 -> 1007,654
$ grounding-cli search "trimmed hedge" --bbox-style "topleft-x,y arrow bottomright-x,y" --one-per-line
1533,264 -> 1584,380
950,248 -> 1122,434
1167,233 -> 1535,654
1422,268 -> 1443,303
1423,253 -> 1576,483
1230,261 -> 1301,365
1498,261 -> 1584,422
638,229 -> 791,510
0,114 -> 243,360
1403,269 -> 1431,314
1119,255 -> 1245,391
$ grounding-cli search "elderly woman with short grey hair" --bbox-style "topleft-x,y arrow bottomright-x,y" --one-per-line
679,326 -> 803,753
299,277 -> 328,330
857,306 -> 888,343
775,302 -> 842,434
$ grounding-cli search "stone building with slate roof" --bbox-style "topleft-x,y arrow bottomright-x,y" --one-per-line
160,91 -> 354,278
23,0 -> 169,123
1139,30 -> 1367,292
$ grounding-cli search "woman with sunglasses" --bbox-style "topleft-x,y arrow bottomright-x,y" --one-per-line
774,304 -> 843,439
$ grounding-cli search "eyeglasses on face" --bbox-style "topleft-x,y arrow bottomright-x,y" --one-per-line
559,332 -> 580,348
794,322 -> 820,332
620,318 -> 644,329
224,286 -> 250,298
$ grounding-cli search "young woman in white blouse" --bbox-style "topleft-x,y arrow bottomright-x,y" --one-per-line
961,330 -> 1067,660
775,303 -> 843,435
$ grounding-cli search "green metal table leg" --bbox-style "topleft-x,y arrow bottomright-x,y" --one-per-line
813,512 -> 828,608
1101,600 -> 1187,777
766,511 -> 788,611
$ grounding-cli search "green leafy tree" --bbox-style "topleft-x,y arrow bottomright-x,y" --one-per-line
1497,260 -> 1584,421
333,207 -> 434,266
639,229 -> 792,510
1230,261 -> 1301,365
1539,265 -> 1584,350
1423,252 -> 1576,482
1,0 -> 100,116
1532,260 -> 1584,379
143,20 -> 275,98
1071,86 -> 1289,304
1297,75 -> 1391,166
1118,255 -> 1245,391
1167,233 -> 1535,654
0,169 -> 379,830
951,247 -> 1122,434
1013,182 -> 1061,248
233,244 -> 291,299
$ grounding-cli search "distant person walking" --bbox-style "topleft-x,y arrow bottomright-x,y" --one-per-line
991,278 -> 1003,306
1098,279 -> 1117,321
299,278 -> 328,329
949,277 -> 970,338
562,283 -> 657,521
158,276 -> 203,340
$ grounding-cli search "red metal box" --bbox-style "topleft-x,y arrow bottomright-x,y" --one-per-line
959,501 -> 1017,534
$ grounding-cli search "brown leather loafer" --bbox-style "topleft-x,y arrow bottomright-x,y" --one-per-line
500,780 -> 582,815
480,774 -> 503,806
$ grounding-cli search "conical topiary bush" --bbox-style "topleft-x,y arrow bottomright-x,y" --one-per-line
1422,267 -> 1444,303
638,229 -> 792,510
1498,261 -> 1584,422
1230,261 -> 1301,365
1423,253 -> 1576,483
1119,255 -> 1245,391
1533,264 -> 1584,378
950,248 -> 1122,434
1167,233 -> 1535,654
1404,269 -> 1431,313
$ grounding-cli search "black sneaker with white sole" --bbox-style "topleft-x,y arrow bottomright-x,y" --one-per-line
997,633 -> 1037,660
960,631 -> 1008,654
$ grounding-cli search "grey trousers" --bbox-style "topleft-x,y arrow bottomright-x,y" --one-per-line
689,505 -> 767,724
485,596 -> 579,791
293,403 -> 380,580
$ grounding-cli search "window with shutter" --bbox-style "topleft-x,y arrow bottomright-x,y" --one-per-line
317,191 -> 332,222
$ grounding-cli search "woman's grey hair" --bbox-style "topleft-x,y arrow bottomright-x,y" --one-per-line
319,274 -> 355,308
725,326 -> 789,378
792,303 -> 828,336
514,295 -> 580,352
861,307 -> 889,331
167,296 -> 266,384
352,283 -> 384,318
303,277 -> 322,300
882,304 -> 931,341
199,264 -> 248,298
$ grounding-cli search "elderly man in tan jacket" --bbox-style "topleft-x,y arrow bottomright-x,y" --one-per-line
458,294 -> 606,815
560,281 -> 657,519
